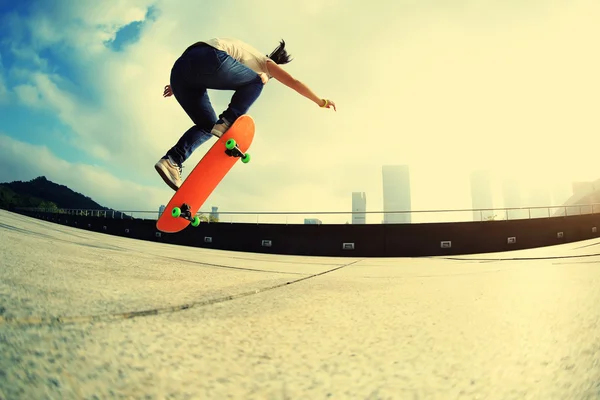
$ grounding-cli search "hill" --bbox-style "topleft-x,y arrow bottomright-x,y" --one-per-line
0,185 -> 59,211
1,176 -> 105,210
0,176 -> 130,218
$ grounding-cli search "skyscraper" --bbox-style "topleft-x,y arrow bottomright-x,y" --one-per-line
351,192 -> 366,224
382,165 -> 411,224
470,170 -> 494,221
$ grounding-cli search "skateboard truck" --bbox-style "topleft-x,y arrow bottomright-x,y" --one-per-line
224,138 -> 251,163
171,203 -> 201,227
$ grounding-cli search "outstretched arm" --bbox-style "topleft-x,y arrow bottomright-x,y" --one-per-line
266,60 -> 336,111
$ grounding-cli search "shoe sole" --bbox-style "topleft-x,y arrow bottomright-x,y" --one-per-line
155,164 -> 180,192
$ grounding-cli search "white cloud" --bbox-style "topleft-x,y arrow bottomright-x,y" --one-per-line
3,0 -> 600,223
0,133 -> 165,215
13,83 -> 42,107
21,0 -> 152,54
13,72 -> 117,161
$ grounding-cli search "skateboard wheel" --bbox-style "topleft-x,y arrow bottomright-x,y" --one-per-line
171,207 -> 181,218
242,153 -> 251,163
225,138 -> 236,150
191,216 -> 201,227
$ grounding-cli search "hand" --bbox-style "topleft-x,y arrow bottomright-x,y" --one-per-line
259,72 -> 268,85
163,85 -> 173,97
320,98 -> 336,111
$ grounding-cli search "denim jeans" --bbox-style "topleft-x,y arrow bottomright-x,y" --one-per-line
164,44 -> 264,165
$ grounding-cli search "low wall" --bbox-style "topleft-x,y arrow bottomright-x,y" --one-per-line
16,210 -> 600,257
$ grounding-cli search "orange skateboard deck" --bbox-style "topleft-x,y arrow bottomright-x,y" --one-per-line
156,115 -> 255,233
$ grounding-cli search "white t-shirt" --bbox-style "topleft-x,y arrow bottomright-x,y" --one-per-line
202,37 -> 272,78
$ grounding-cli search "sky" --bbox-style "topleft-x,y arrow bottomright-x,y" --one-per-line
0,0 -> 599,224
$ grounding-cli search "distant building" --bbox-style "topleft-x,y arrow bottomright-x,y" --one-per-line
553,178 -> 600,216
470,170 -> 494,221
352,192 -> 366,224
502,178 -> 528,220
304,218 -> 322,225
382,165 -> 411,224
210,206 -> 219,221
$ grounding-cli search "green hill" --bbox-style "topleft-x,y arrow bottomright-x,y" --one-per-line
1,176 -> 104,210
0,176 -> 130,218
0,185 -> 59,211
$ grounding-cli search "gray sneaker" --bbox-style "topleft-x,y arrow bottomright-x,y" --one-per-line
210,118 -> 231,138
155,156 -> 182,191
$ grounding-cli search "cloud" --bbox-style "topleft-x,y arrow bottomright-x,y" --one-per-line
12,72 -> 119,161
16,1 -> 152,55
1,0 -> 599,224
0,133 -> 166,215
0,133 -> 359,223
13,83 -> 41,106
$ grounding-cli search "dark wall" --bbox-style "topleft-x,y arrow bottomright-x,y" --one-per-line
18,210 -> 600,257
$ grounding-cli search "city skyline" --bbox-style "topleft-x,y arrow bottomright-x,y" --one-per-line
156,165 -> 586,224
345,166 -> 588,225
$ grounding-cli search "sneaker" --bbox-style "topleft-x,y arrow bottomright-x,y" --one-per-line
211,118 -> 231,138
155,156 -> 182,191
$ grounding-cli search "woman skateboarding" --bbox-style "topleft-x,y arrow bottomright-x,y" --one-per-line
155,37 -> 337,191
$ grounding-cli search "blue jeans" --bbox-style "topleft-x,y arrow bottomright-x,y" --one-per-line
164,44 -> 264,165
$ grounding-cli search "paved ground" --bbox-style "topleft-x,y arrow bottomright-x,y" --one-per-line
0,209 -> 599,399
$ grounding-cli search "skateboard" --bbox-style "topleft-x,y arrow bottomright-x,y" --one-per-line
156,115 -> 255,233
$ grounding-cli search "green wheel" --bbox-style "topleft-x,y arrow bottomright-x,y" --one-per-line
171,207 -> 181,217
191,216 -> 201,227
242,153 -> 251,163
225,138 -> 236,150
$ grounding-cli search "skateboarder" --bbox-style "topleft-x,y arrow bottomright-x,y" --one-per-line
155,37 -> 337,191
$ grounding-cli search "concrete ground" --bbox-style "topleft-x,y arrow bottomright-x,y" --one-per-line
0,209 -> 599,399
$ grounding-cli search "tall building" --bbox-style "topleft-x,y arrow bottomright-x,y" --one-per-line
382,165 -> 411,224
158,205 -> 165,218
470,170 -> 494,221
351,192 -> 366,224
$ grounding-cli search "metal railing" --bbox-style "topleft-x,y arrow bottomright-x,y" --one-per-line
14,203 -> 600,225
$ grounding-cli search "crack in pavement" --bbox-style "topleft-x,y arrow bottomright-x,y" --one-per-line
0,260 -> 363,328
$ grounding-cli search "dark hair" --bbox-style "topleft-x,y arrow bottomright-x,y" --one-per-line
267,39 -> 293,64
